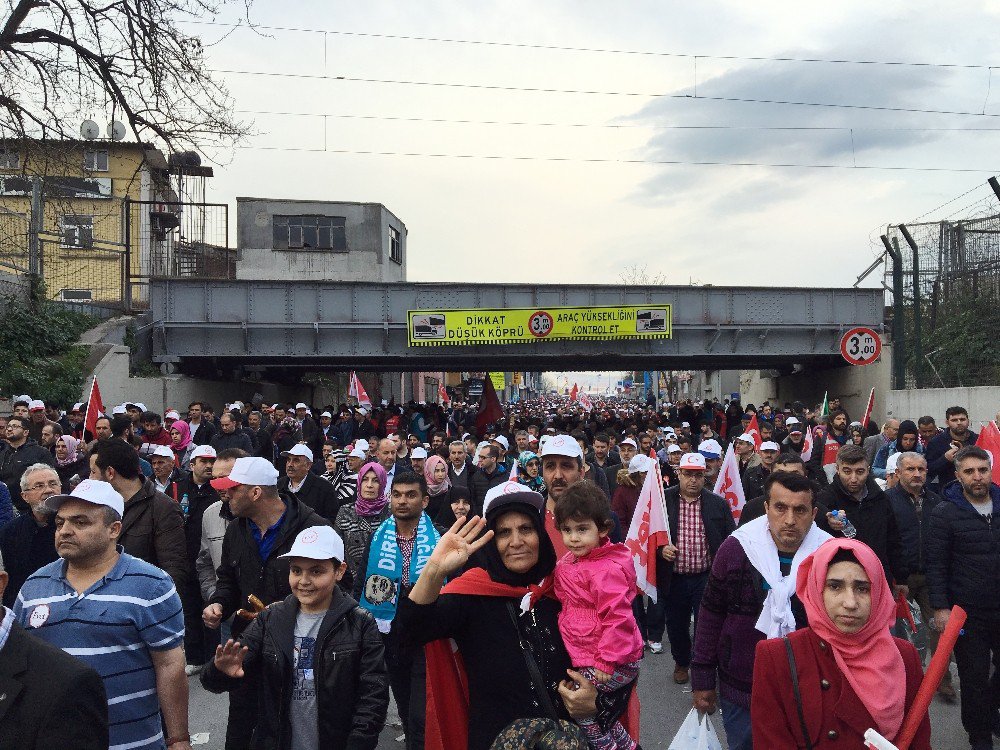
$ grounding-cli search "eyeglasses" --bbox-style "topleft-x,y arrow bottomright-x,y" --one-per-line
26,480 -> 61,492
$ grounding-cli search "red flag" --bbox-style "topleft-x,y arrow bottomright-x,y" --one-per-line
624,461 -> 671,602
801,422 -> 814,462
714,442 -> 747,521
861,388 -> 876,432
348,371 -> 372,408
83,376 -> 104,440
976,420 -> 1000,486
745,414 -> 762,450
438,383 -> 450,404
570,383 -> 579,401
475,373 -> 504,436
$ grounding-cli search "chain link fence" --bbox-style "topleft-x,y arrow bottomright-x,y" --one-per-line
884,186 -> 1000,388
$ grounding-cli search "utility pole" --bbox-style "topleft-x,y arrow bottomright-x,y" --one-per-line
27,176 -> 44,307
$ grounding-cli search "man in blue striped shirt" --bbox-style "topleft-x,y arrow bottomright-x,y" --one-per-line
14,478 -> 191,750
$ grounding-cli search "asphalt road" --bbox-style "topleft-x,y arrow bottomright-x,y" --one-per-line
187,652 -> 969,748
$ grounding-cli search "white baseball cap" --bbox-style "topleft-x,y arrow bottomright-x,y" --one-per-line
72,403 -> 84,412
540,434 -> 583,459
682,421 -> 691,428
483,481 -> 545,517
134,403 -> 147,412
679,453 -> 707,471
191,444 -> 218,460
493,435 -> 509,450
735,433 -> 756,445
164,410 -> 181,421
760,441 -> 781,452
279,526 -> 346,563
295,402 -> 308,410
320,411 -> 333,418
112,404 -> 127,414
620,437 -> 638,449
354,439 -> 370,452
886,452 -> 901,475
27,399 -> 44,411
348,447 -> 367,459
211,456 -> 279,490
45,479 -> 125,517
355,407 -> 369,416
150,445 -> 174,459
698,439 -> 723,459
667,444 -> 683,454
628,455 -> 653,473
282,444 -> 314,462
411,447 -> 428,459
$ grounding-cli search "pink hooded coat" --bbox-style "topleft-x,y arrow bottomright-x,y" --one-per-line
553,538 -> 645,675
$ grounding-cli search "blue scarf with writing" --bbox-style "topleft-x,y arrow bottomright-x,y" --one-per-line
359,513 -> 440,633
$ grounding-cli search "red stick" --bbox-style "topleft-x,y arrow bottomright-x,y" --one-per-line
895,605 -> 967,750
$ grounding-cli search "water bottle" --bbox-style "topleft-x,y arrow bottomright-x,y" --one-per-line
180,493 -> 190,519
837,510 -> 857,539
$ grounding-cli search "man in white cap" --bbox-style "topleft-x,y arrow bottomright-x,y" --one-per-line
202,525 -> 388,749
539,434 -> 588,556
15,479 -> 191,750
204,456 -> 331,748
279,444 -> 341,520
662,452 -> 735,684
733,433 -> 761,476
353,407 -> 376,442
26,399 -> 55,444
698,438 -> 724,484
607,436 -> 639,498
150,444 -> 179,495
409,446 -> 428,476
743,441 -> 781,501
491,434 -> 512,471
294,403 -> 322,458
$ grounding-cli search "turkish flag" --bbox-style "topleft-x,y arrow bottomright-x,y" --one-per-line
624,461 -> 671,602
438,383 -> 449,404
475,374 -> 504,436
976,420 -> 1000,486
348,371 -> 372,408
83,377 -> 104,441
714,442 -> 747,521
801,423 -> 814,462
746,414 -> 762,450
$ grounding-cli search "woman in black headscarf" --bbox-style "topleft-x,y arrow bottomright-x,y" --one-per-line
398,485 -> 599,750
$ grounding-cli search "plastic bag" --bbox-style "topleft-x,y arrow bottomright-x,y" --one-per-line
668,708 -> 723,750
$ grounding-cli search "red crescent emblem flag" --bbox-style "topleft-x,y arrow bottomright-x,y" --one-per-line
83,376 -> 104,441
713,442 -> 747,521
746,414 -> 762,450
976,420 -> 1000,486
624,460 -> 671,602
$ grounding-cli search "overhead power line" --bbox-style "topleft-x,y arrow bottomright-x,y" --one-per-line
189,21 -> 996,71
235,144 -> 998,173
214,69 -> 1000,119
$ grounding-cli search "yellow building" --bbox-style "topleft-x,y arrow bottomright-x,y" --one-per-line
0,136 -> 216,307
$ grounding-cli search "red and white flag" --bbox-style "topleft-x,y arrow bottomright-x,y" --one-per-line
714,442 -> 747,521
625,460 -> 671,602
800,423 -> 814,462
861,388 -> 876,431
746,414 -> 762,450
83,376 -> 104,440
348,371 -> 372,408
438,383 -> 449,404
977,420 -> 1000,486
578,392 -> 593,412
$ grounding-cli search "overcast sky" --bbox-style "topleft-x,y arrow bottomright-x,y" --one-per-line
186,1 -> 1000,288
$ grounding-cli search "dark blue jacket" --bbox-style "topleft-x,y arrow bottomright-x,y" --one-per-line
0,512 -> 58,608
926,480 -> 1000,615
926,430 -> 978,487
885,484 -> 941,575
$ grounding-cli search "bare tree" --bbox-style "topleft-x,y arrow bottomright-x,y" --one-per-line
0,0 -> 250,152
618,262 -> 668,286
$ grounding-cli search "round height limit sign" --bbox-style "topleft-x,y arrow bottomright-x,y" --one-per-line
840,327 -> 882,366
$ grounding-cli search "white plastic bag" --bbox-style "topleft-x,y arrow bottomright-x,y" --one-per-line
668,708 -> 723,750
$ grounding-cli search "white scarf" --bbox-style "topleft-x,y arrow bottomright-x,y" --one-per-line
732,515 -> 831,638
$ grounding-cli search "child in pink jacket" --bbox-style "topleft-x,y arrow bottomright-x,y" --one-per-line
553,482 -> 644,750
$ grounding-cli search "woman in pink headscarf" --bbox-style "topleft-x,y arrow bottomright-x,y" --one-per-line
751,538 -> 931,749
169,419 -> 194,470
54,434 -> 87,491
334,461 -> 391,583
423,454 -> 452,520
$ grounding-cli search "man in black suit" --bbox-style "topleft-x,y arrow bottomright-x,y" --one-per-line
278,444 -> 342,520
0,549 -> 109,749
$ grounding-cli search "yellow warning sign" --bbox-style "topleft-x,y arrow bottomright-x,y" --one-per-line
407,305 -> 672,346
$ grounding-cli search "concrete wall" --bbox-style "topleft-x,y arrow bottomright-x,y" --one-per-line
235,198 -> 406,282
741,346 -> 893,424
88,345 -> 300,413
885,387 -> 1000,428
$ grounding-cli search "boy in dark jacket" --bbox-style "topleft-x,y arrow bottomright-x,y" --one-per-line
203,525 -> 389,750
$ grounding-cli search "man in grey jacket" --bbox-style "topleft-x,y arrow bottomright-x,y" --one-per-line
195,450 -> 244,606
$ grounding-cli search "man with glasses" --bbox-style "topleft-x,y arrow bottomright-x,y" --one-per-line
0,416 -> 56,513
0,464 -> 60,606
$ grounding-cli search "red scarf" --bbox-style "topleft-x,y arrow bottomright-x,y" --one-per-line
424,568 -> 639,750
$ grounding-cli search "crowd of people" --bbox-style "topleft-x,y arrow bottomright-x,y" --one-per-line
0,389 -> 995,749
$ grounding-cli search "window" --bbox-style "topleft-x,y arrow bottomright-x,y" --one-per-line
390,225 -> 403,264
0,149 -> 20,170
272,215 -> 346,251
61,215 -> 94,248
84,149 -> 109,171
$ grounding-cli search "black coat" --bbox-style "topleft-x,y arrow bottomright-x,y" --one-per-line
0,513 -> 57,608
816,476 -> 908,585
741,464 -> 772,504
174,474 -> 221,567
120,480 -> 188,589
885,484 -> 942,576
0,621 -> 109,749
469,465 -> 509,510
0,440 -> 55,512
210,430 -> 254,454
202,590 -> 388,750
190,419 -> 217,446
925,430 -> 979,488
210,494 -> 332,623
664,485 -> 736,570
279,472 -> 343,521
926,481 -> 1000,616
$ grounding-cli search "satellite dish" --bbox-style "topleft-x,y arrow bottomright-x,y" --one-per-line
108,120 -> 127,141
80,120 -> 100,140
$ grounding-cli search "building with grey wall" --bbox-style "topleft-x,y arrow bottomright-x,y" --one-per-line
236,197 -> 407,282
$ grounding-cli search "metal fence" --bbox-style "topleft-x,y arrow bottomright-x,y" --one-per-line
884,194 -> 1000,388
